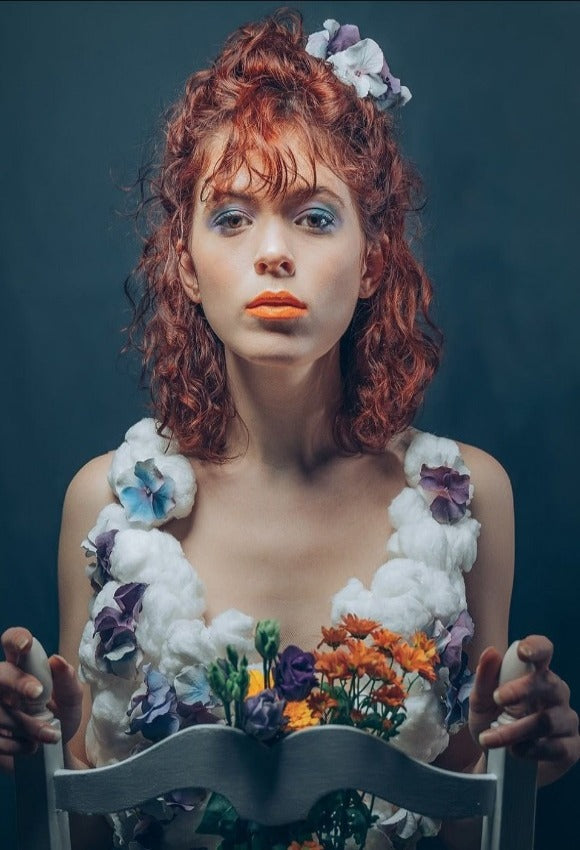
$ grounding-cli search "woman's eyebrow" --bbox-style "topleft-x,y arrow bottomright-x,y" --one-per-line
204,186 -> 346,209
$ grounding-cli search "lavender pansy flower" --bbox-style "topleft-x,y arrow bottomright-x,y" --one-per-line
128,665 -> 180,742
243,689 -> 287,742
120,459 -> 176,524
93,582 -> 147,677
419,464 -> 471,524
274,645 -> 318,701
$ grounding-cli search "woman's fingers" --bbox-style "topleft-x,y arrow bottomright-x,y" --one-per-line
0,661 -> 45,712
1,628 -> 33,664
517,634 -> 554,670
0,703 -> 60,755
468,646 -> 503,740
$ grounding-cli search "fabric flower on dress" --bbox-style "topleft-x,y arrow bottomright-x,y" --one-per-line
87,529 -> 117,592
419,464 -> 471,524
305,18 -> 411,109
119,459 -> 176,524
274,645 -> 318,700
93,582 -> 148,677
128,665 -> 180,742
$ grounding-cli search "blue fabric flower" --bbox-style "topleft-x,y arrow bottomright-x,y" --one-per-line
120,459 -> 176,523
128,665 -> 180,742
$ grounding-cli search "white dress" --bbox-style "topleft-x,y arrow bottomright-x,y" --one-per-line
78,419 -> 480,849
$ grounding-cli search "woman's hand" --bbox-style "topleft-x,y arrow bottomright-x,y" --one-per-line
469,635 -> 580,783
0,627 -> 83,760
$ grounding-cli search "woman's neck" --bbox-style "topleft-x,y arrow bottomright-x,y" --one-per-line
224,348 -> 344,473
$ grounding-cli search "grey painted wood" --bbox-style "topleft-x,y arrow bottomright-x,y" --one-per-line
15,722 -> 71,850
54,724 -> 498,823
481,747 -> 537,850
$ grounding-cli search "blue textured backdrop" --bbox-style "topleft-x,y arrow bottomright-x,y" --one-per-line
1,2 -> 578,847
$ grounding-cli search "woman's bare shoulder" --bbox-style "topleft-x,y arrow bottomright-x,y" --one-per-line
61,452 -> 116,537
455,440 -> 513,508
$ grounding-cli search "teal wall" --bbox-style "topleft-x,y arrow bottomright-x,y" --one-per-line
1,2 -> 578,846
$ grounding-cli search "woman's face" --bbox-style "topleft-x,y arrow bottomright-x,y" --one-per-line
180,138 -> 378,370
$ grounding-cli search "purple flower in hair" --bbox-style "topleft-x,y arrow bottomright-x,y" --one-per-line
128,666 -> 180,742
93,582 -> 147,677
419,464 -> 471,524
274,645 -> 318,701
120,459 -> 176,524
305,19 -> 411,108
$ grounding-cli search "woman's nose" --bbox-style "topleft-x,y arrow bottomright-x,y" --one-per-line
253,223 -> 295,277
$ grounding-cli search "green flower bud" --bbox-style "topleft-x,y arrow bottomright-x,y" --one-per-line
207,660 -> 228,701
255,619 -> 281,661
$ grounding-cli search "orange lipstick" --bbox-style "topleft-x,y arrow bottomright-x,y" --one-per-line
245,290 -> 308,320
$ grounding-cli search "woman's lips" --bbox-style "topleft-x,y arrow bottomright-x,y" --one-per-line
245,290 -> 308,320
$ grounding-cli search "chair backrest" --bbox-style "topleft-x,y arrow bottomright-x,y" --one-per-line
14,641 -> 537,850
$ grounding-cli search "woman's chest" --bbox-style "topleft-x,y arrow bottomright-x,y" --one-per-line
169,459 -> 406,650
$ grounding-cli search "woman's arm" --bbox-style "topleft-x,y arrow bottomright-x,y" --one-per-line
436,444 -> 579,849
57,452 -> 115,767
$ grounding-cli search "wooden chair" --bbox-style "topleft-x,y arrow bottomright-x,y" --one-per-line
14,640 -> 537,850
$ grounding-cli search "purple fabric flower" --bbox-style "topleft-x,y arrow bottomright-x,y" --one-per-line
128,666 -> 180,742
93,582 -> 147,677
89,529 -> 117,591
120,459 -> 176,523
243,689 -> 287,742
444,664 -> 475,733
165,787 -> 207,811
273,645 -> 318,701
419,464 -> 471,524
439,611 -> 475,678
327,23 -> 361,54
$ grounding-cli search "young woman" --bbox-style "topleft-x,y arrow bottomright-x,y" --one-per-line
1,11 -> 578,850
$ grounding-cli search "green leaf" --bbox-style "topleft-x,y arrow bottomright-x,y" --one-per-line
195,792 -> 240,839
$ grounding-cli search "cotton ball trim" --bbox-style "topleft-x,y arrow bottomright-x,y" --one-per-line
388,487 -> 431,529
82,502 -> 131,554
137,584 -> 207,663
387,519 -> 449,574
389,685 -> 449,763
160,619 -> 218,675
443,517 -> 481,573
404,432 -> 470,488
124,417 -> 179,456
208,609 -> 255,658
85,682 -> 137,767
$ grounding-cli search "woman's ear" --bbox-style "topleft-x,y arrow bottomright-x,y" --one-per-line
177,243 -> 202,304
359,235 -> 388,299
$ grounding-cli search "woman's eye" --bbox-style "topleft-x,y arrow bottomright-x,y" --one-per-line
296,209 -> 336,232
212,210 -> 251,232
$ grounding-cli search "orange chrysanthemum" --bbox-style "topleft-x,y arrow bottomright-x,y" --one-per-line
283,699 -> 319,732
341,614 -> 380,639
411,631 -> 440,662
318,625 -> 348,648
391,642 -> 438,682
343,639 -> 393,679
371,627 -> 402,651
288,842 -> 324,850
246,668 -> 266,698
307,690 -> 338,719
314,648 -> 350,681
371,681 -> 408,707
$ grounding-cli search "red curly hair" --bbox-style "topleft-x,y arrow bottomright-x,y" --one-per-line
126,10 -> 442,460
